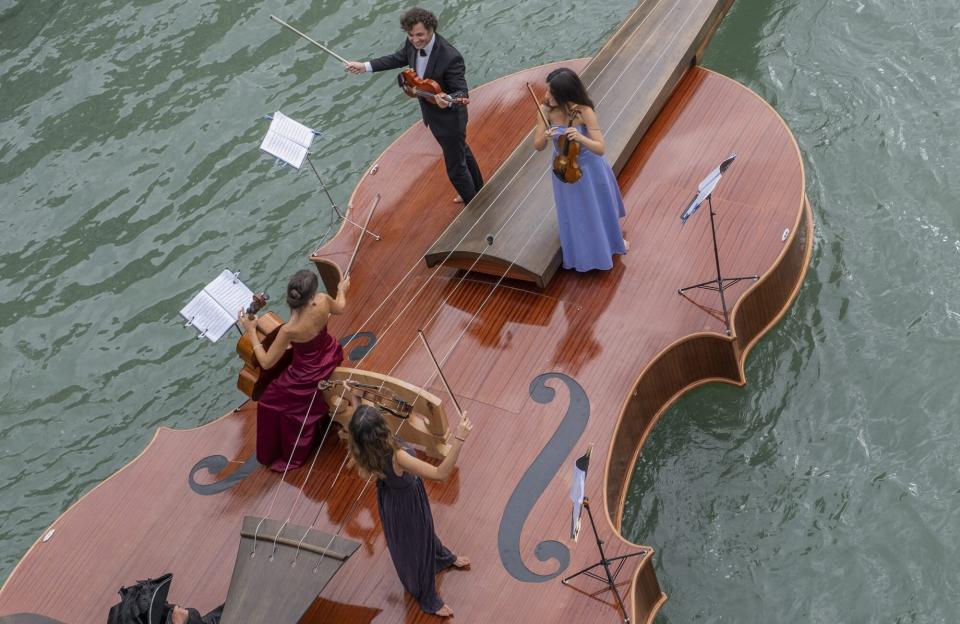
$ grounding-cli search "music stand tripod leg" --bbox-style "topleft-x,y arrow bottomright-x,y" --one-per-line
306,157 -> 382,241
561,498 -> 645,623
677,196 -> 759,335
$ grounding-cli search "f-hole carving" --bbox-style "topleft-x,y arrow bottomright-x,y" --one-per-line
497,372 -> 589,582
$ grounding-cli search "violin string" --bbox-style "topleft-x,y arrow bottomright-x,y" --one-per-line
257,171 -> 528,542
257,0 -> 668,551
374,165 -> 554,391
297,169 -> 561,570
292,409 -> 405,564
273,27 -> 635,541
601,0 -> 697,128
250,386 -> 322,554
261,135 -> 559,536
283,210 -> 525,547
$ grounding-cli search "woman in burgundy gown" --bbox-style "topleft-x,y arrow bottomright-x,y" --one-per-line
347,404 -> 474,617
238,269 -> 348,471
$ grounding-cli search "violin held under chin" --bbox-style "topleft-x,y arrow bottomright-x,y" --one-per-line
398,69 -> 469,107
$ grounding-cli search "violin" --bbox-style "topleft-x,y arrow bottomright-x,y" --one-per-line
551,108 -> 582,184
398,68 -> 469,107
236,292 -> 292,400
526,82 -> 581,184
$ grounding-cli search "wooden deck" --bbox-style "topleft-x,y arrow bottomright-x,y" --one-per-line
425,0 -> 736,287
0,60 -> 810,624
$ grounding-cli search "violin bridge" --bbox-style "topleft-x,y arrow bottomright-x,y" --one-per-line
323,367 -> 451,459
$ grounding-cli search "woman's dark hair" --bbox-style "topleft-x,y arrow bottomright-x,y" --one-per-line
400,7 -> 438,33
286,269 -> 318,310
546,67 -> 595,111
348,405 -> 399,480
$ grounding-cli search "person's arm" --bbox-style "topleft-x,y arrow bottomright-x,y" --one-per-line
394,415 -> 473,482
328,275 -> 349,315
346,45 -> 408,74
237,318 -> 291,370
533,104 -> 552,151
565,106 -> 605,156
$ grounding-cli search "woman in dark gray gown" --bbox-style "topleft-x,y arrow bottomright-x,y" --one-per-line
348,404 -> 473,617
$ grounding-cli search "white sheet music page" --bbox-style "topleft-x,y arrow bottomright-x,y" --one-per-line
179,270 -> 253,343
259,111 -> 314,169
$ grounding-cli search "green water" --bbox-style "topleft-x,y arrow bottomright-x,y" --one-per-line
2,0 -> 958,621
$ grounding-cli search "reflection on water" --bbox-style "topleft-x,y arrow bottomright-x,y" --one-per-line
2,0 -> 960,621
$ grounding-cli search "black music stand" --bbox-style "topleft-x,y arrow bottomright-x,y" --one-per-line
562,498 -> 645,623
563,447 -> 645,623
677,154 -> 758,335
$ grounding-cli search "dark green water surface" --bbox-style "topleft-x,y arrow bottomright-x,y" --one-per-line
2,1 -> 958,622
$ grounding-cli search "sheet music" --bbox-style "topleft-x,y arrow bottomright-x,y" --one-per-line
569,446 -> 591,541
259,111 -> 314,169
179,270 -> 253,343
204,270 -> 253,317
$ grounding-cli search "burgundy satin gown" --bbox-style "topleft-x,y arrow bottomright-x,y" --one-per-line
255,328 -> 343,471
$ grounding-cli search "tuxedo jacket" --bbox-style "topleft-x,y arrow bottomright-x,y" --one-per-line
369,34 -> 469,136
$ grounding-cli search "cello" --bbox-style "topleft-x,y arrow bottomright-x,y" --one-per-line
235,292 -> 292,400
0,3 -> 813,622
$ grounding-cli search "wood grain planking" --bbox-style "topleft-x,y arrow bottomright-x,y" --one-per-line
1,64 -> 809,624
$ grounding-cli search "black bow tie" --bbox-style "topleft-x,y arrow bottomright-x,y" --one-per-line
418,48 -> 427,57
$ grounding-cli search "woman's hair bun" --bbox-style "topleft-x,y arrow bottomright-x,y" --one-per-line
286,270 -> 318,309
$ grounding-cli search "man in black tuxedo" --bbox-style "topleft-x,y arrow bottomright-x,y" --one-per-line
346,7 -> 484,205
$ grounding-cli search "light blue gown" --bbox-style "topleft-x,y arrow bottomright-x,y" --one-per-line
550,124 -> 627,272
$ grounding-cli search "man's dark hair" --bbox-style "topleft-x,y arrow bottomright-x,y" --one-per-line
400,7 -> 438,33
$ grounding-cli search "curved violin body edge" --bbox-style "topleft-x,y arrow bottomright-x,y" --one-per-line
630,553 -> 670,624
611,197 -> 812,624
0,407 -> 254,611
311,255 -> 344,299
604,194 -> 814,530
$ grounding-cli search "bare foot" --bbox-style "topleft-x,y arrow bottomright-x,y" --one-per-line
453,196 -> 463,203
453,555 -> 471,569
435,604 -> 454,617
623,238 -> 630,252
172,606 -> 189,624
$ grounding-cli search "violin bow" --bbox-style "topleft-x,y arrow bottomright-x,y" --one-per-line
270,15 -> 349,65
416,330 -> 464,419
525,82 -> 552,129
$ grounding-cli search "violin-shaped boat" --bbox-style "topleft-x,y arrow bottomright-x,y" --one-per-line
0,0 -> 812,622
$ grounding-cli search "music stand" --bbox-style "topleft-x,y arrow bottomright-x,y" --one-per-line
677,154 -> 758,335
259,112 -> 380,240
562,447 -> 645,623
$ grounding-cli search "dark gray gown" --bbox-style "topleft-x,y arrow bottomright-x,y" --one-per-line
376,446 -> 457,613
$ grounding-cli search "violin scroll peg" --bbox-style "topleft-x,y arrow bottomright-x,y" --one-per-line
246,292 -> 270,319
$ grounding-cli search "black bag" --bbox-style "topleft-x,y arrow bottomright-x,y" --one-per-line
106,573 -> 172,624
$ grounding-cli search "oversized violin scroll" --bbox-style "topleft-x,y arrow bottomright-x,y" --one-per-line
525,82 -> 581,184
311,193 -> 381,300
236,293 -> 292,400
398,69 -> 469,107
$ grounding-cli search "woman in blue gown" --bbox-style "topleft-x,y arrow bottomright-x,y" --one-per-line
347,404 -> 474,618
533,67 -> 628,272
